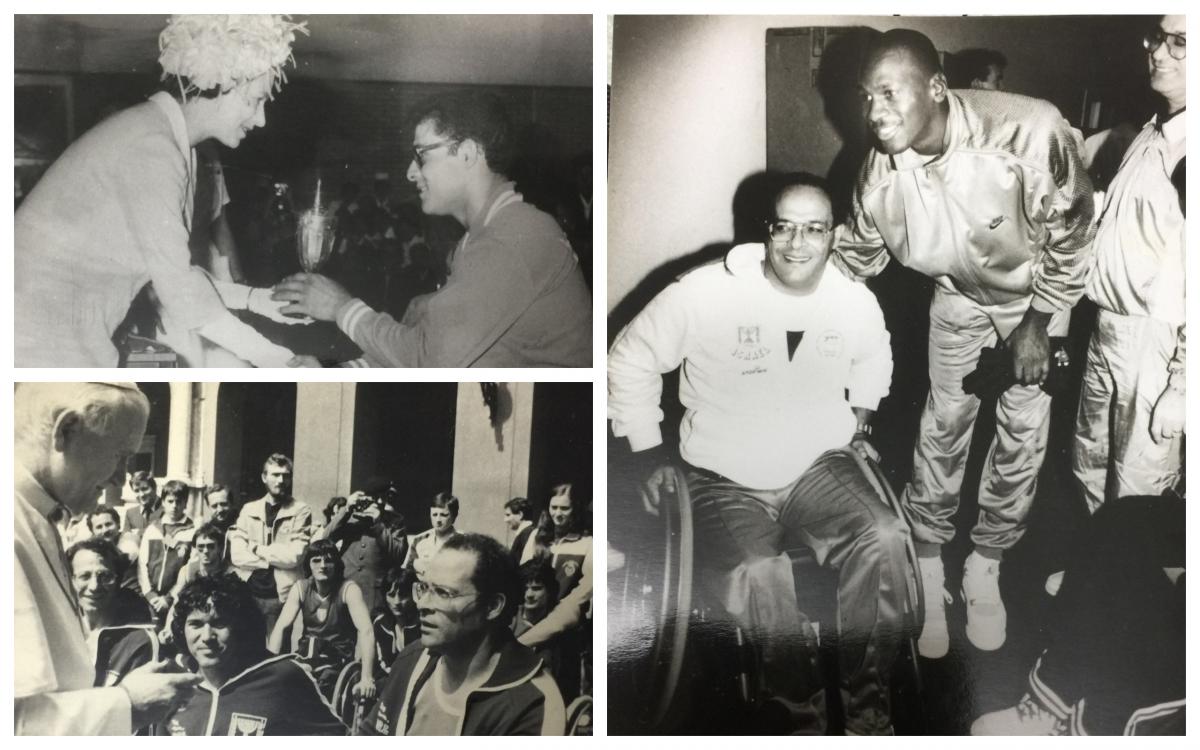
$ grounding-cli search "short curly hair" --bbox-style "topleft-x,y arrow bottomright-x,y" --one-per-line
412,91 -> 515,179
171,573 -> 266,671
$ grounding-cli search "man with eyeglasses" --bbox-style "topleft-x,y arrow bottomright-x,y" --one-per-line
609,175 -> 906,735
363,534 -> 566,735
274,91 -> 592,367
837,28 -> 1096,660
1072,15 -> 1186,514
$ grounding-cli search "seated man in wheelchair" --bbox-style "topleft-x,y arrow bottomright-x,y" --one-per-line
267,539 -> 377,704
163,573 -> 347,735
609,174 -> 910,735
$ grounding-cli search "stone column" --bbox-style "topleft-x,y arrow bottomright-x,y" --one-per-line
451,382 -> 534,540
292,382 -> 357,519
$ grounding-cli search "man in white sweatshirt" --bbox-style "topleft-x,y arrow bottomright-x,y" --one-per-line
608,175 -> 905,735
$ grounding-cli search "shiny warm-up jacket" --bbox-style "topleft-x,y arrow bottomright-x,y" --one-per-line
837,88 -> 1096,315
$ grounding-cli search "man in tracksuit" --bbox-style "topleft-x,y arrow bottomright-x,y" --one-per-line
837,28 -> 1095,658
609,176 -> 905,735
363,534 -> 565,735
163,574 -> 346,736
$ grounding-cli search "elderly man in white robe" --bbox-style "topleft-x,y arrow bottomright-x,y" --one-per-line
15,383 -> 201,734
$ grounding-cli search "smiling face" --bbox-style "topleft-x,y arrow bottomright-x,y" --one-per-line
133,482 -> 156,509
406,118 -> 467,218
89,512 -> 120,543
763,186 -> 835,296
860,48 -> 947,156
72,549 -> 119,617
210,75 -> 271,149
1149,15 -> 1186,112
184,605 -> 235,673
57,407 -> 146,515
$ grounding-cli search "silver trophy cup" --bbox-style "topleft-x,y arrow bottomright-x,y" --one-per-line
296,208 -> 337,273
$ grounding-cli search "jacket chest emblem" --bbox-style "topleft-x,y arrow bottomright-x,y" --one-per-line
229,713 -> 268,735
816,329 -> 844,358
732,326 -> 770,361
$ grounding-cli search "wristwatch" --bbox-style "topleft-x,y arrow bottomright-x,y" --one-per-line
854,423 -> 873,437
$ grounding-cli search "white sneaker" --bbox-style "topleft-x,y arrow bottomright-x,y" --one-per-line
962,551 -> 1006,651
917,556 -> 952,659
971,693 -> 1066,735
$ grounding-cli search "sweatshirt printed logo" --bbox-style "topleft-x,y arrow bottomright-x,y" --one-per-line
817,330 -> 844,358
733,326 -> 770,361
229,713 -> 269,736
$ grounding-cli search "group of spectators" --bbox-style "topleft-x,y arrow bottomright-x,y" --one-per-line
17,383 -> 592,736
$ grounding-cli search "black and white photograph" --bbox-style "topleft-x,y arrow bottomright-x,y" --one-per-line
14,14 -> 593,368
607,14 -> 1185,736
13,381 -> 593,735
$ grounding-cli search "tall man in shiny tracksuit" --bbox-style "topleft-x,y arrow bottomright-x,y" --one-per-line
837,29 -> 1095,658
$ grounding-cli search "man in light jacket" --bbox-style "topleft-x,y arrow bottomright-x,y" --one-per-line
228,453 -> 312,632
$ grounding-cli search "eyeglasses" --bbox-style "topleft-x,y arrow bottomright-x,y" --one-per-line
73,570 -> 117,587
1144,29 -> 1186,60
412,580 -> 477,607
411,139 -> 459,168
766,220 -> 833,243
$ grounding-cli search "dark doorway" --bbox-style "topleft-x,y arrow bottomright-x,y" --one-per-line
351,383 -> 458,530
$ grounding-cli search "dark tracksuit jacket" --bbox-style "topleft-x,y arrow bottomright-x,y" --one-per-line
362,634 -> 565,736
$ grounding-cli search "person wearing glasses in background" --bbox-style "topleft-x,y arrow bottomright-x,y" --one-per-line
274,91 -> 592,367
362,534 -> 566,736
971,19 -> 1187,736
836,29 -> 1096,660
1072,15 -> 1186,515
609,175 -> 906,735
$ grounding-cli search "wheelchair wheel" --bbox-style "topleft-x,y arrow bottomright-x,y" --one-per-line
331,659 -> 363,729
565,695 -> 593,735
609,466 -> 694,731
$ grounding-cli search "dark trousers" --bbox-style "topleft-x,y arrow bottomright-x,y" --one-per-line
687,450 -> 910,735
1032,494 -> 1184,735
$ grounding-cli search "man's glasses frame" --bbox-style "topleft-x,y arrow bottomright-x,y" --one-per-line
412,139 -> 460,168
766,220 -> 833,244
412,580 -> 478,607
